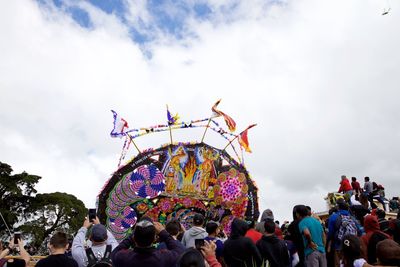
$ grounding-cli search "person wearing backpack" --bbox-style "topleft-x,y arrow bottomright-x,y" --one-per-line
72,217 -> 118,267
327,199 -> 360,267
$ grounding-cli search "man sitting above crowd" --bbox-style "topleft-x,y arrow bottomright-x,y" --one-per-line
111,217 -> 185,267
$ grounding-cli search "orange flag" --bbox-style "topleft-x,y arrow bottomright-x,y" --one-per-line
212,99 -> 236,132
238,124 -> 257,153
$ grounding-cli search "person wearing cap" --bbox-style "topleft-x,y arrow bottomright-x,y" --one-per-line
72,216 -> 118,267
181,213 -> 208,248
111,218 -> 185,267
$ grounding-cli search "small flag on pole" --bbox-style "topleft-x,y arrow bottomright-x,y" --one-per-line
167,105 -> 179,125
110,110 -> 129,138
212,99 -> 236,132
238,124 -> 257,153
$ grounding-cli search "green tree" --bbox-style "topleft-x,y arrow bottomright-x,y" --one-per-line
20,192 -> 87,247
0,162 -> 41,233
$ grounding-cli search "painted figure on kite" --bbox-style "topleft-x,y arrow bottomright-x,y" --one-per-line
97,100 -> 259,241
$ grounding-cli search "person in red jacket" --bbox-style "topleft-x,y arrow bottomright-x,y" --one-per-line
338,175 -> 353,202
351,177 -> 362,200
361,215 -> 390,264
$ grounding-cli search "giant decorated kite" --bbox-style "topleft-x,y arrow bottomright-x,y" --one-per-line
97,100 -> 259,241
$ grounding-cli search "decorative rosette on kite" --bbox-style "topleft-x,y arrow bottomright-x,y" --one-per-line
130,164 -> 165,199
214,168 -> 248,216
108,206 -> 137,239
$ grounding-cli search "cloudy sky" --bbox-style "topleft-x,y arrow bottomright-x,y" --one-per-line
1,0 -> 399,222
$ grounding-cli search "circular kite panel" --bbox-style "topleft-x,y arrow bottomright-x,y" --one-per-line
98,143 -> 259,241
130,164 -> 165,199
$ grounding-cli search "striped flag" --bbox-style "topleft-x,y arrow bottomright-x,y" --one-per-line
238,124 -> 257,153
212,99 -> 236,132
110,110 -> 129,138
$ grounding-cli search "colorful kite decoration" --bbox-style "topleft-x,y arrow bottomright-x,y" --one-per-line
97,101 -> 258,241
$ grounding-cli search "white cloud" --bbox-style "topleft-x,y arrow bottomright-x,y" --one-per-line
1,0 -> 400,222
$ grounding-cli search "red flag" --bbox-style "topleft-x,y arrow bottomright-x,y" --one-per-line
238,124 -> 257,153
212,99 -> 236,132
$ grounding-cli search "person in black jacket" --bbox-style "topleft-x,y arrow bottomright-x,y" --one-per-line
223,218 -> 262,267
36,232 -> 78,267
286,205 -> 306,267
111,218 -> 185,267
256,220 -> 290,267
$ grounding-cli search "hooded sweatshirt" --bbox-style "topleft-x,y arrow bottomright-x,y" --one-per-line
223,219 -> 262,267
181,226 -> 208,248
255,209 -> 283,238
256,234 -> 290,267
361,215 -> 390,248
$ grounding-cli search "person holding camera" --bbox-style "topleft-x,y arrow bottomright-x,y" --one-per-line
111,217 -> 185,267
72,216 -> 118,267
0,236 -> 31,267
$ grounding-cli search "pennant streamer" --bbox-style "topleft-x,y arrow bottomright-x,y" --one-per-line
212,99 -> 236,132
167,105 -> 179,125
238,124 -> 257,153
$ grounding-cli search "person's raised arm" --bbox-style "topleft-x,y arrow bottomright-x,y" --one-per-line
17,238 -> 31,266
72,217 -> 91,267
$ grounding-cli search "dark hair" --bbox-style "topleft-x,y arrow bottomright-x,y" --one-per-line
337,199 -> 349,211
193,213 -> 204,226
230,218 -> 249,238
342,235 -> 361,267
134,223 -> 156,247
264,220 -> 276,234
166,219 -> 181,236
50,232 -> 69,249
296,205 -> 309,218
274,220 -> 280,226
177,248 -> 205,267
376,209 -> 386,219
351,177 -> 356,182
365,176 -> 370,181
248,220 -> 256,229
292,205 -> 306,220
329,207 -> 338,215
206,221 -> 219,235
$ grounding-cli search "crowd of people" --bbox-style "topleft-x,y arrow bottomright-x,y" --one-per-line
1,176 -> 400,267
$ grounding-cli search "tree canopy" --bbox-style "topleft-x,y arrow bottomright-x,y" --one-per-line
0,161 -> 86,248
20,192 -> 86,247
0,162 -> 40,233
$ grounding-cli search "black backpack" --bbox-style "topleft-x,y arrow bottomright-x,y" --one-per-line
85,244 -> 113,267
